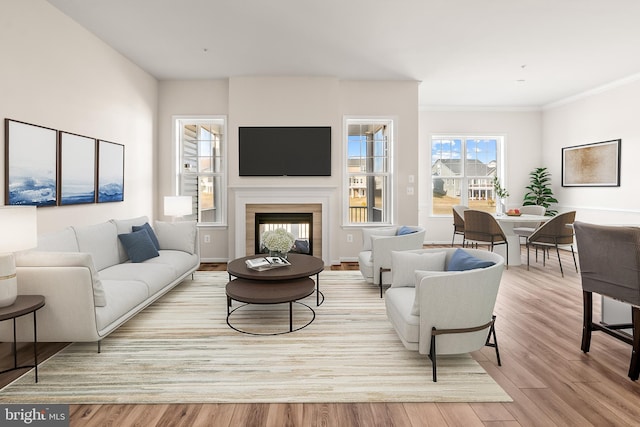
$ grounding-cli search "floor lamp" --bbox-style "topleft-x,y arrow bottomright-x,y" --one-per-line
0,206 -> 38,307
164,196 -> 192,221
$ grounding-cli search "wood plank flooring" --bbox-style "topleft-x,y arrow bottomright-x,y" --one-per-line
2,245 -> 640,426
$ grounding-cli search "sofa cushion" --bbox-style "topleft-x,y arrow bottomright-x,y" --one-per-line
73,221 -> 120,271
99,262 -> 178,296
118,230 -> 160,263
112,216 -> 150,262
145,250 -> 200,275
154,221 -> 197,254
36,227 -> 79,252
361,227 -> 397,251
132,222 -> 160,250
447,248 -> 495,271
390,251 -> 446,288
385,287 -> 420,348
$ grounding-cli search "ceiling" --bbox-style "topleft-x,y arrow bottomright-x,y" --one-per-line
47,0 -> 640,109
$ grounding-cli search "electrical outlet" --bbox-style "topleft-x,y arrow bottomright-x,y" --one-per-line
204,234 -> 211,243
347,234 -> 353,243
407,186 -> 414,195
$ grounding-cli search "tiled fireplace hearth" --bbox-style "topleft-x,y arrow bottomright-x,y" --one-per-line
233,187 -> 334,263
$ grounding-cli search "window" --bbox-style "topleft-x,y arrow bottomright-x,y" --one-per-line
176,117 -> 226,224
345,118 -> 394,224
431,136 -> 504,215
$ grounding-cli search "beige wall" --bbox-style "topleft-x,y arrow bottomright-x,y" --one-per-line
542,79 -> 640,225
0,0 -> 158,233
419,109 -> 543,243
157,77 -> 420,263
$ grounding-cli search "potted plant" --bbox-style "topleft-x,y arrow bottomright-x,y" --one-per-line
492,175 -> 509,215
523,167 -> 558,216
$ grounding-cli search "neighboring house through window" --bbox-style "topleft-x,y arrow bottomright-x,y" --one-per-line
345,118 -> 394,225
175,116 -> 226,224
431,136 -> 505,215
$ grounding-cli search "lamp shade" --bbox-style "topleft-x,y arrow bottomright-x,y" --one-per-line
0,206 -> 38,253
164,196 -> 192,217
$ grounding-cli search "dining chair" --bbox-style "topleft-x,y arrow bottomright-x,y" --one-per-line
513,205 -> 546,244
573,221 -> 640,381
463,210 -> 508,267
451,205 -> 468,247
526,211 -> 577,277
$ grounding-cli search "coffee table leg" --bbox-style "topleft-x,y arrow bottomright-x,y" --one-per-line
289,302 -> 293,332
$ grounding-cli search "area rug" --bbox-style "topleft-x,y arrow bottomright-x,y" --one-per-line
0,271 -> 511,404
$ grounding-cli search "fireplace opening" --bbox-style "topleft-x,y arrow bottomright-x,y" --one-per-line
255,213 -> 313,255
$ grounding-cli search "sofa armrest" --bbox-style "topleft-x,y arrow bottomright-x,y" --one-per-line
371,229 -> 426,284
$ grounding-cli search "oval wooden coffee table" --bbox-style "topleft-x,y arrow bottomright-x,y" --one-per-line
226,254 -> 325,335
227,253 -> 325,306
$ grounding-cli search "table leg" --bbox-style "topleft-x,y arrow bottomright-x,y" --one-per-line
289,302 -> 293,332
33,310 -> 38,383
12,318 -> 17,370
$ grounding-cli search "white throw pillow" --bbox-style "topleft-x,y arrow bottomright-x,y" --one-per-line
390,251 -> 447,288
412,270 -> 461,316
361,227 -> 397,251
154,220 -> 197,254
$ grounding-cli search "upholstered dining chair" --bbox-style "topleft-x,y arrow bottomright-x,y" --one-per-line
513,205 -> 546,244
451,205 -> 468,246
463,210 -> 508,267
525,211 -> 577,277
573,221 -> 640,381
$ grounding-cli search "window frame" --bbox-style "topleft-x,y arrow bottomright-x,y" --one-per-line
173,115 -> 227,226
430,134 -> 506,217
343,116 -> 395,227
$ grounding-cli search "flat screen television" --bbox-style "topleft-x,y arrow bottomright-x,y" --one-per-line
239,126 -> 331,176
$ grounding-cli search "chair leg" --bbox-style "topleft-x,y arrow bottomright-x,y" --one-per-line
429,328 -> 437,382
485,315 -> 501,366
571,245 -> 578,273
555,244 -> 564,277
581,291 -> 593,353
527,243 -> 530,271
629,306 -> 640,381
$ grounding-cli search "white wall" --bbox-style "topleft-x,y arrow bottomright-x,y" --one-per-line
419,109 -> 543,243
0,0 -> 158,233
542,78 -> 640,225
156,77 -> 419,263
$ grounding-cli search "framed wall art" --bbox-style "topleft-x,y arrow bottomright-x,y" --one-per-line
59,131 -> 97,205
562,139 -> 621,187
97,140 -> 124,203
4,119 -> 58,206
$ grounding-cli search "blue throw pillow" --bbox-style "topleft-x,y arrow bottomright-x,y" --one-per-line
397,226 -> 417,235
118,230 -> 159,263
132,222 -> 160,250
447,248 -> 495,271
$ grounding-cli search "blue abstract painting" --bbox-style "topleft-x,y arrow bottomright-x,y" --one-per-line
98,140 -> 124,203
60,132 -> 96,205
6,120 -> 57,206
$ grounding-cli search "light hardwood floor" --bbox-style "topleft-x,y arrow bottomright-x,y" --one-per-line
2,245 -> 640,426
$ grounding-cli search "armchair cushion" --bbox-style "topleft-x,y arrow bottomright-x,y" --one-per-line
390,251 -> 446,288
361,227 -> 397,251
447,248 -> 495,271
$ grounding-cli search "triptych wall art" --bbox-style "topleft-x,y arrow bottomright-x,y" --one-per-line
4,119 -> 124,207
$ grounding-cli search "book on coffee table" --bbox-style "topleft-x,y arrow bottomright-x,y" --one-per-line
245,256 -> 291,271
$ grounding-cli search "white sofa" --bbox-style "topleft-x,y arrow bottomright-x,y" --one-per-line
0,216 -> 199,345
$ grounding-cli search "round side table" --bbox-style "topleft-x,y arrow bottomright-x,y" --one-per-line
0,295 -> 45,383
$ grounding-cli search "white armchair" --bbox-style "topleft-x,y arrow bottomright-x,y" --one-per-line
384,248 -> 504,381
357,226 -> 426,297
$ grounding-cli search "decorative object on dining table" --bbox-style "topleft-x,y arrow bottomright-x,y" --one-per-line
523,167 -> 558,216
492,176 -> 509,216
262,228 -> 295,259
506,208 -> 521,216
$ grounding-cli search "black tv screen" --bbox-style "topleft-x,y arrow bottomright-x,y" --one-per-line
239,126 -> 331,176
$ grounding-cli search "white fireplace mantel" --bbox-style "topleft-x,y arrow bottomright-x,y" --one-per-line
232,186 -> 336,263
